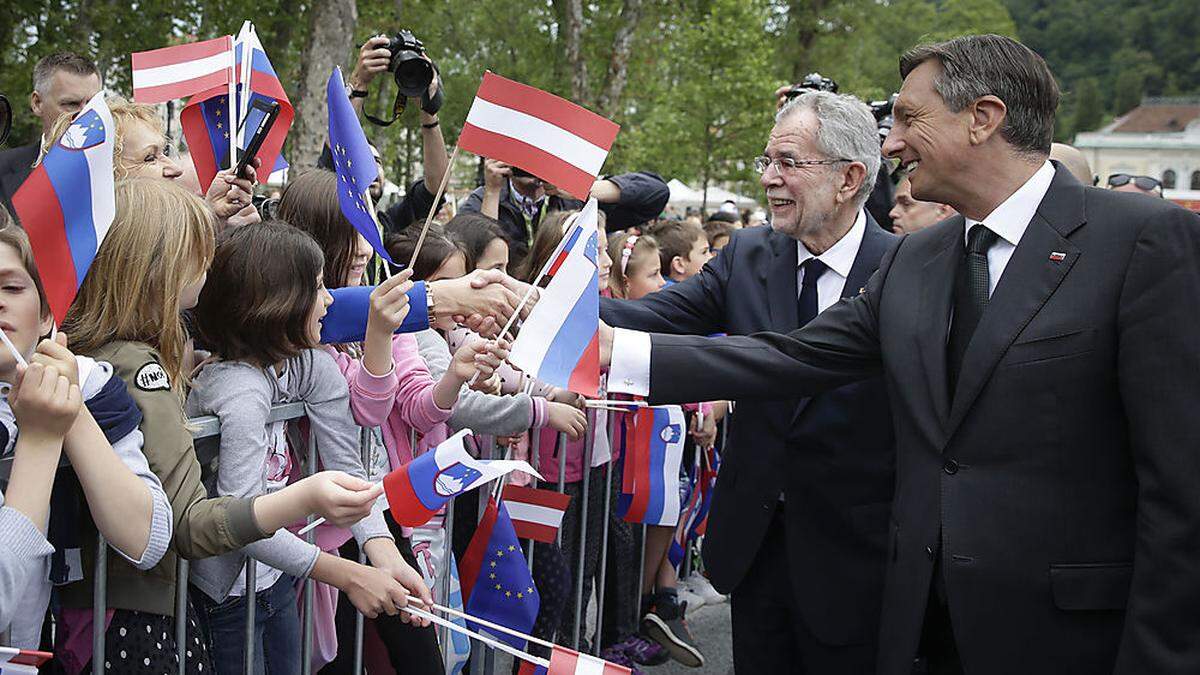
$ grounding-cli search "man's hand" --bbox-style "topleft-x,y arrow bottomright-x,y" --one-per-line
431,270 -> 523,329
484,159 -> 510,192
774,83 -> 794,110
351,36 -> 392,89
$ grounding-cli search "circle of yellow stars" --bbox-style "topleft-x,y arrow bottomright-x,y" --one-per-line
488,544 -> 535,600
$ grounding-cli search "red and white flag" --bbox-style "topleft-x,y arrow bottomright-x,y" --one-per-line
502,486 -> 572,543
458,72 -> 620,200
131,36 -> 233,103
548,646 -> 632,674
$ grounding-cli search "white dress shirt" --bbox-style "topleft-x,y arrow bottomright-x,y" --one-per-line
966,161 -> 1056,297
610,210 -> 869,397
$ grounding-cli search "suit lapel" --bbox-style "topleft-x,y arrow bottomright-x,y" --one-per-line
943,168 -> 1086,441
764,230 -> 799,332
917,219 -> 962,432
842,215 -> 892,301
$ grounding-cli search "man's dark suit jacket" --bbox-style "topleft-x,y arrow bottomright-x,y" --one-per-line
639,164 -> 1200,674
601,215 -> 899,647
0,143 -> 38,218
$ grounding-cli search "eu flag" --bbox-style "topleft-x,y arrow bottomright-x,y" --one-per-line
458,498 -> 539,649
326,66 -> 393,263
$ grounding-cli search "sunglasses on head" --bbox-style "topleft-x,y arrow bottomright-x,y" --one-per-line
1106,174 -> 1161,192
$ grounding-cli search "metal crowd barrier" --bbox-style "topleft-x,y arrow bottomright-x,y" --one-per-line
79,402 -> 722,673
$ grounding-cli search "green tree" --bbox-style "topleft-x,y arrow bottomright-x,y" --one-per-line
1070,77 -> 1103,135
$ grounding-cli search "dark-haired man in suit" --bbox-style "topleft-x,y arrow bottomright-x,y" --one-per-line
604,34 -> 1200,675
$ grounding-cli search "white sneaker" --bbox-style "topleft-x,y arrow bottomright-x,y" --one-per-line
678,587 -> 706,612
686,573 -> 727,605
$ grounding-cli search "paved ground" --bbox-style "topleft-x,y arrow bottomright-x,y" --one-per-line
490,601 -> 734,674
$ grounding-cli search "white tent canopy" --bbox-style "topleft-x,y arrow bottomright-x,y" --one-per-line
667,178 -> 758,211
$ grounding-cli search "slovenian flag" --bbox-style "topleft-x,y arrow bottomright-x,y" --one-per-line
457,71 -> 619,201
382,429 -> 540,527
12,92 -> 115,323
181,22 -> 293,191
618,406 -> 686,527
508,199 -> 601,396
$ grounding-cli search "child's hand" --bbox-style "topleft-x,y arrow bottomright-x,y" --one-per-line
470,371 -> 502,394
363,539 -> 433,626
300,471 -> 383,527
690,412 -> 717,449
449,337 -> 509,382
10,362 -> 82,442
367,269 -> 415,338
30,332 -> 78,387
344,562 -> 411,618
546,401 -> 587,440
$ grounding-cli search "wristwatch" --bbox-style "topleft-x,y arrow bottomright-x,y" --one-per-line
425,281 -> 437,325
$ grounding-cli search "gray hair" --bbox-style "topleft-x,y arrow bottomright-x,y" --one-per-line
900,34 -> 1059,157
776,91 -> 882,205
32,52 -> 100,95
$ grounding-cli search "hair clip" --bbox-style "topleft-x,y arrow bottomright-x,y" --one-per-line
620,233 -> 640,275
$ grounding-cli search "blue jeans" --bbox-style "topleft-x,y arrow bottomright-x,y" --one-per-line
196,573 -> 301,675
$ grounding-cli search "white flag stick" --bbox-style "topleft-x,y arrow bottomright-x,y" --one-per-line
238,23 -> 254,124
0,328 -> 27,368
226,37 -> 237,171
583,399 -> 646,409
425,600 -> 557,651
408,145 -> 461,268
403,605 -> 550,668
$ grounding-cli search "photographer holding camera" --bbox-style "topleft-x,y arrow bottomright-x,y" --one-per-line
330,34 -> 449,241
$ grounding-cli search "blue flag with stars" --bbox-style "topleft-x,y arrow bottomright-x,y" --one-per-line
326,66 -> 393,263
459,498 -> 539,650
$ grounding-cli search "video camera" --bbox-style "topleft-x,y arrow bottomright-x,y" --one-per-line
868,93 -> 898,142
784,72 -> 839,100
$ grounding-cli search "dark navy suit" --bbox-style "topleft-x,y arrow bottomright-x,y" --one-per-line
601,215 -> 899,672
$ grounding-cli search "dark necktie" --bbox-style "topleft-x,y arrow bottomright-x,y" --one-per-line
798,258 -> 827,327
947,224 -> 1000,394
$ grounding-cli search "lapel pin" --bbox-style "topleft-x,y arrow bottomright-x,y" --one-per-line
1049,251 -> 1067,262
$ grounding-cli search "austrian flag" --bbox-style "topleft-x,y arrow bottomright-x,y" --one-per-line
131,37 -> 233,104
502,486 -> 572,543
458,72 -> 620,200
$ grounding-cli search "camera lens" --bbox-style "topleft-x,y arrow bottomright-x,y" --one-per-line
0,95 -> 11,146
393,56 -> 433,97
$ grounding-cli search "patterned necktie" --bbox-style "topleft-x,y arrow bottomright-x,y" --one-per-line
947,224 -> 1000,394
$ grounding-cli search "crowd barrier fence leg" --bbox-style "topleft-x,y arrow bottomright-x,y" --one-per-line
635,524 -> 647,629
592,413 -> 615,656
352,427 -> 374,675
555,432 -> 567,544
92,534 -> 106,675
300,431 -> 317,674
244,560 -> 258,673
572,414 -> 594,651
175,558 -> 188,675
526,431 -> 541,571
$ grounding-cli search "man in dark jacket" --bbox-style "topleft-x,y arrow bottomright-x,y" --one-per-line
460,159 -> 669,267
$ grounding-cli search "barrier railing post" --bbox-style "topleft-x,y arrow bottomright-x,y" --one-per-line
555,432 -> 567,544
243,560 -> 257,673
469,436 -> 495,675
593,413 -> 615,655
526,431 -> 540,571
572,413 -> 594,650
353,427 -> 374,675
635,524 -> 647,628
175,558 -> 188,675
92,534 -> 106,675
300,429 -> 317,674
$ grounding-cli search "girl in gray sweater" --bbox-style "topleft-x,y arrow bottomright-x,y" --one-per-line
186,223 -> 427,674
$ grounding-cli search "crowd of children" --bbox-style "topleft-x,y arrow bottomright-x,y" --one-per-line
0,94 -> 734,675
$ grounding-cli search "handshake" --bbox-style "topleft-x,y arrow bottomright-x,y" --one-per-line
451,269 -> 617,367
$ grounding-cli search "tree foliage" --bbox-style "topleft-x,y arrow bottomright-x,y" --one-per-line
1,0 -> 1193,196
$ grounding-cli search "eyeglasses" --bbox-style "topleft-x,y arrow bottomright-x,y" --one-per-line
1106,173 -> 1161,192
753,156 -> 850,175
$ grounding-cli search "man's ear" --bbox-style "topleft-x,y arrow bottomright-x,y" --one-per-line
30,91 -> 42,118
969,95 -> 1007,146
838,162 -> 868,205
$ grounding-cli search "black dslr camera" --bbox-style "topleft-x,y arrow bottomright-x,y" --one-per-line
784,72 -> 839,100
385,30 -> 433,98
